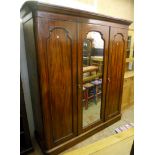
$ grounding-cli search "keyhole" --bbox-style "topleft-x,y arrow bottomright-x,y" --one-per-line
56,35 -> 59,39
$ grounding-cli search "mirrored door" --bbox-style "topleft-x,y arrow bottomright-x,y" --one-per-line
82,31 -> 104,128
78,23 -> 109,132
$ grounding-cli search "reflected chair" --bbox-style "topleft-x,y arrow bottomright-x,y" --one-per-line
91,79 -> 102,101
83,86 -> 87,108
83,83 -> 96,109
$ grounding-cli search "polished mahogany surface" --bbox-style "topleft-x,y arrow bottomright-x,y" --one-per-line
105,27 -> 128,120
46,21 -> 78,144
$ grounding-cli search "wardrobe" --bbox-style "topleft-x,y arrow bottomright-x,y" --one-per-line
21,1 -> 132,154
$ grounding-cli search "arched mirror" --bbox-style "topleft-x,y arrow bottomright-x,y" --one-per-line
82,31 -> 104,128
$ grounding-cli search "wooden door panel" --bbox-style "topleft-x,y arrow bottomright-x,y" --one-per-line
45,20 -> 77,145
105,27 -> 127,120
47,28 -> 73,142
38,20 -> 77,145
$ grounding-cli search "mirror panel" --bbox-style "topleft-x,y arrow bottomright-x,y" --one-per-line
82,32 -> 104,128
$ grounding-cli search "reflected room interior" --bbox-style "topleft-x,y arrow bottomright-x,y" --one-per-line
82,32 -> 104,128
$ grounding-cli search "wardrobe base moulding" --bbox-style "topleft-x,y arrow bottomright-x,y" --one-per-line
36,114 -> 121,155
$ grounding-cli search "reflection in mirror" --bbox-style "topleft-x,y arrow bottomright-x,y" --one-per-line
82,32 -> 104,128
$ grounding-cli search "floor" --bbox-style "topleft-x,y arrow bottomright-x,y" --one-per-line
28,105 -> 134,155
63,128 -> 134,155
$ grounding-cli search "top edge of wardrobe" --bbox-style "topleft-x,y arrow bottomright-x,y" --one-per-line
20,1 -> 132,26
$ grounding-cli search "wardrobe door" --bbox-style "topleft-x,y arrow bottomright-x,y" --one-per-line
105,27 -> 128,120
36,18 -> 78,147
78,23 -> 109,133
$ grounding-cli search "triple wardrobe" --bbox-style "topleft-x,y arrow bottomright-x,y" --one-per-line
21,1 -> 132,154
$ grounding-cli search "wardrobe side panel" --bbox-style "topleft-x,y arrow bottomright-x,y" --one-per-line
23,18 -> 44,142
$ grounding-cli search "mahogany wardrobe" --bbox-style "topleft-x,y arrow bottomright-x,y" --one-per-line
21,1 -> 132,154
